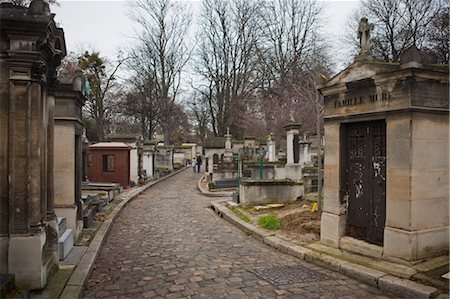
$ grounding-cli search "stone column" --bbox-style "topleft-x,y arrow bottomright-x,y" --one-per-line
54,77 -> 86,238
0,0 -> 66,289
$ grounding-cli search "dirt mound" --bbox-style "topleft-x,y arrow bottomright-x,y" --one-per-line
279,209 -> 321,236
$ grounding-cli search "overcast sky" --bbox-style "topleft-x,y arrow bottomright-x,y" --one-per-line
53,0 -> 359,75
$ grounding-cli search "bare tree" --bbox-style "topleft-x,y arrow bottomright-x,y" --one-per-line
256,0 -> 323,86
423,5 -> 449,64
196,0 -> 261,138
253,0 -> 327,136
78,51 -> 127,141
188,92 -> 211,144
128,0 -> 192,145
344,0 -> 446,62
119,75 -> 159,140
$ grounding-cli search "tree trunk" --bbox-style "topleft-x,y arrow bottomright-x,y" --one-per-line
162,124 -> 170,146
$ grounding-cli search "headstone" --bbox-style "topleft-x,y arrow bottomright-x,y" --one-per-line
267,133 -> 278,162
299,135 -> 312,166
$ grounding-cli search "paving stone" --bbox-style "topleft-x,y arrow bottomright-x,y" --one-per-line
82,170 -> 394,298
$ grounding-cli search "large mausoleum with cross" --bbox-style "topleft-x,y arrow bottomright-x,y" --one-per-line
318,19 -> 449,263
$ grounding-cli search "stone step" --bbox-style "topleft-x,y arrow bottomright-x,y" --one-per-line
304,242 -> 417,278
58,228 -> 74,260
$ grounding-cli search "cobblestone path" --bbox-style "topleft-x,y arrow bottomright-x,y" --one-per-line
83,168 -> 391,299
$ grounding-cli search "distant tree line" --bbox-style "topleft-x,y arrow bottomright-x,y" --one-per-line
51,0 -> 448,144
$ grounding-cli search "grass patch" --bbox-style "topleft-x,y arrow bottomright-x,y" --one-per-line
228,206 -> 252,224
258,213 -> 282,230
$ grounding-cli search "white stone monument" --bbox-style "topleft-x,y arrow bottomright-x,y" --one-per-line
267,133 -> 278,162
299,135 -> 312,166
224,127 -> 233,162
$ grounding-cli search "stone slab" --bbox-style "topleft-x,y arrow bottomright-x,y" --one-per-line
60,246 -> 87,266
413,255 -> 449,273
378,275 -> 438,298
340,262 -> 387,287
305,242 -> 417,279
340,236 -> 383,259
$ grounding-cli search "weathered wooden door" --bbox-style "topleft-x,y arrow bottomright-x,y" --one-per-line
344,120 -> 386,246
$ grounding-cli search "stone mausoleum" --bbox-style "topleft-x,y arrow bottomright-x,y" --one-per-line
319,45 -> 449,263
0,0 -> 66,289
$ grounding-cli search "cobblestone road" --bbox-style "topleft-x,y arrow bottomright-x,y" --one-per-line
83,168 -> 391,299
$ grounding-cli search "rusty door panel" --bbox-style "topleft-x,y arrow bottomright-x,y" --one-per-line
344,121 -> 386,246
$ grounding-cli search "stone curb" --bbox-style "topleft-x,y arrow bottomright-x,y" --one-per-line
210,199 -> 439,299
59,166 -> 190,299
197,175 -> 234,197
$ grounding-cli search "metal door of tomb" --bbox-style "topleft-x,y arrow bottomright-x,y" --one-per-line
343,120 -> 386,246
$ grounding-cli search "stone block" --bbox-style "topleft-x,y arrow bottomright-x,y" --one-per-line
340,263 -> 386,287
320,212 -> 346,248
322,185 -> 340,214
8,232 -> 51,290
284,164 -> 302,180
385,197 -> 411,230
383,226 -> 418,261
387,138 -> 411,169
411,169 -> 448,200
59,229 -> 74,260
386,114 -> 411,140
378,275 -> 438,298
323,164 -> 339,188
240,180 -> 303,207
340,236 -> 383,259
411,197 -> 449,229
324,140 -> 339,165
324,122 -> 340,141
412,114 -> 449,140
54,124 -> 75,206
416,226 -> 449,259
426,141 -> 449,168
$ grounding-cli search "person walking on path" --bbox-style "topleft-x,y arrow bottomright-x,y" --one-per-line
196,155 -> 202,173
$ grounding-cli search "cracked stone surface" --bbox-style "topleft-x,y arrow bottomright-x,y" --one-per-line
83,168 -> 392,298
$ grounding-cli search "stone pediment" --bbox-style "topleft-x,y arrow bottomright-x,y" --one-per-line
319,51 -> 449,119
320,59 -> 398,94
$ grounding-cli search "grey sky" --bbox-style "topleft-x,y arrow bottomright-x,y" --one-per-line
54,0 -> 359,74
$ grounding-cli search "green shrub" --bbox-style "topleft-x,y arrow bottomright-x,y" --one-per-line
258,213 -> 281,230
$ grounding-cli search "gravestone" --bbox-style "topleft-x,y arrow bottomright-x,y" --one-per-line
267,133 -> 278,162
